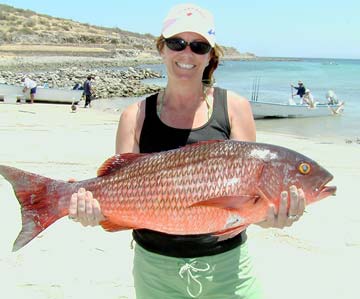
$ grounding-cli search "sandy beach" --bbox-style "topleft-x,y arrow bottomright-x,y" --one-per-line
0,102 -> 359,299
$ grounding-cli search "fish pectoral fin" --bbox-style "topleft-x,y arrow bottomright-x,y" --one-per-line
212,224 -> 248,241
190,195 -> 260,210
97,153 -> 147,177
255,186 -> 272,205
100,219 -> 138,232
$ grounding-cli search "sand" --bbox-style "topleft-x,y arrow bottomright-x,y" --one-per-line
0,102 -> 359,299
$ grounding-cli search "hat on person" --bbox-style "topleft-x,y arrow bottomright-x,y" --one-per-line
298,80 -> 303,85
161,3 -> 216,47
305,89 -> 310,93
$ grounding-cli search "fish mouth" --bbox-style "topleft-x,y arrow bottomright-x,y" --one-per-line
316,176 -> 336,200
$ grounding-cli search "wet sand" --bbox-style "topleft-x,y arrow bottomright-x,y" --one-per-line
0,102 -> 359,299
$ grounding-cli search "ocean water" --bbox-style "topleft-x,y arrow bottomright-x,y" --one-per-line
98,58 -> 360,143
216,58 -> 360,142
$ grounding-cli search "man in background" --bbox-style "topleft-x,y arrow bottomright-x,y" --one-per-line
83,75 -> 94,108
21,77 -> 37,104
291,80 -> 306,101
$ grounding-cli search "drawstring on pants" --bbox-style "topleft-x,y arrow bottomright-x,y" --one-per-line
178,260 -> 211,298
130,238 -> 135,249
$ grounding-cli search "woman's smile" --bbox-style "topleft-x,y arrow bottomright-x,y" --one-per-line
175,61 -> 195,70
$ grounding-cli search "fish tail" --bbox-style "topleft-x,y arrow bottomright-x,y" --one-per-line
0,165 -> 70,251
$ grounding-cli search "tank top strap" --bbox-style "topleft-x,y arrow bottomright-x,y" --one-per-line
144,92 -> 159,119
211,87 -> 231,136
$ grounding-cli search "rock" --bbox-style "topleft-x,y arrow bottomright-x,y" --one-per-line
0,67 -> 162,99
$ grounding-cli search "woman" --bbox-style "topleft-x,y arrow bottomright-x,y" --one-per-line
69,4 -> 305,298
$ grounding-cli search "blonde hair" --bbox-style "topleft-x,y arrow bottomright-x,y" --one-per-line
156,36 -> 223,86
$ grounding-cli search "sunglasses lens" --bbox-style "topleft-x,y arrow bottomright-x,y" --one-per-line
165,39 -> 186,51
190,42 -> 212,55
164,38 -> 211,55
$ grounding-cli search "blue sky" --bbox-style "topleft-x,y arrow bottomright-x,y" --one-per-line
1,0 -> 359,59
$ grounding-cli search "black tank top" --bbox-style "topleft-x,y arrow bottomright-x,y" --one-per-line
134,87 -> 247,257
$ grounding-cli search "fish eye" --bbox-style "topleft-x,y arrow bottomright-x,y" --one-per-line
298,162 -> 311,175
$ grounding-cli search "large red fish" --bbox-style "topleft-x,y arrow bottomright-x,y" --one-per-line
0,140 -> 336,251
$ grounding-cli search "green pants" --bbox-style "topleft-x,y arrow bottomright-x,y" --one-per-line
133,242 -> 263,298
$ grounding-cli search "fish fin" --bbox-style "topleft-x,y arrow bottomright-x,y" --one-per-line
191,195 -> 260,210
212,224 -> 248,241
99,219 -> 137,232
255,164 -> 273,202
97,153 -> 147,177
255,186 -> 273,206
0,165 -> 68,251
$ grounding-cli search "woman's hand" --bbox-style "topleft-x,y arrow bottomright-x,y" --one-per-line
68,188 -> 105,226
257,185 -> 306,229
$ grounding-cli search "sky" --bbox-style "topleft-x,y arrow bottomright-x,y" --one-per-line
1,0 -> 359,59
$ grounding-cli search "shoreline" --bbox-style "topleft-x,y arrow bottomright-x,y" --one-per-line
0,102 -> 359,299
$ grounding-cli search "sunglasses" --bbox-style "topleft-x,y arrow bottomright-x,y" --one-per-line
164,38 -> 212,55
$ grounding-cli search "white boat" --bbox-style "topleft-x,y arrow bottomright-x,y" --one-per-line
250,100 -> 345,119
0,83 -> 83,104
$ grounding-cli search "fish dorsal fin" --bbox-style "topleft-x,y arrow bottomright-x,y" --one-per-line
97,153 -> 146,177
190,195 -> 260,210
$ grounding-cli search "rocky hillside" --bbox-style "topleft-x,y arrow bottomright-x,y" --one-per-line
0,4 -> 155,56
0,4 -> 255,59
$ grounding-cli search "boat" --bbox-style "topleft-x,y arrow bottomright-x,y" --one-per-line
249,78 -> 344,119
250,100 -> 345,119
0,83 -> 84,104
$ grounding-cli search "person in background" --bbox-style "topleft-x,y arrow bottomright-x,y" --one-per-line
302,89 -> 315,107
326,90 -> 345,114
72,82 -> 84,91
83,75 -> 94,108
291,80 -> 306,101
326,90 -> 338,105
68,3 -> 305,298
21,77 -> 37,104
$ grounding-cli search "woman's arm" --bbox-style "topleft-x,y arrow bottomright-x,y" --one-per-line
68,100 -> 145,226
227,91 -> 256,142
115,101 -> 145,154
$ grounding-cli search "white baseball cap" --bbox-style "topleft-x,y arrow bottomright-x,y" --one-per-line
161,3 -> 216,47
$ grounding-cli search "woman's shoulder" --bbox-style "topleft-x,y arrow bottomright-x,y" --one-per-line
212,87 -> 252,117
122,98 -> 146,117
122,92 -> 158,116
224,89 -> 251,111
119,93 -> 159,135
222,89 -> 255,138
116,98 -> 148,153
